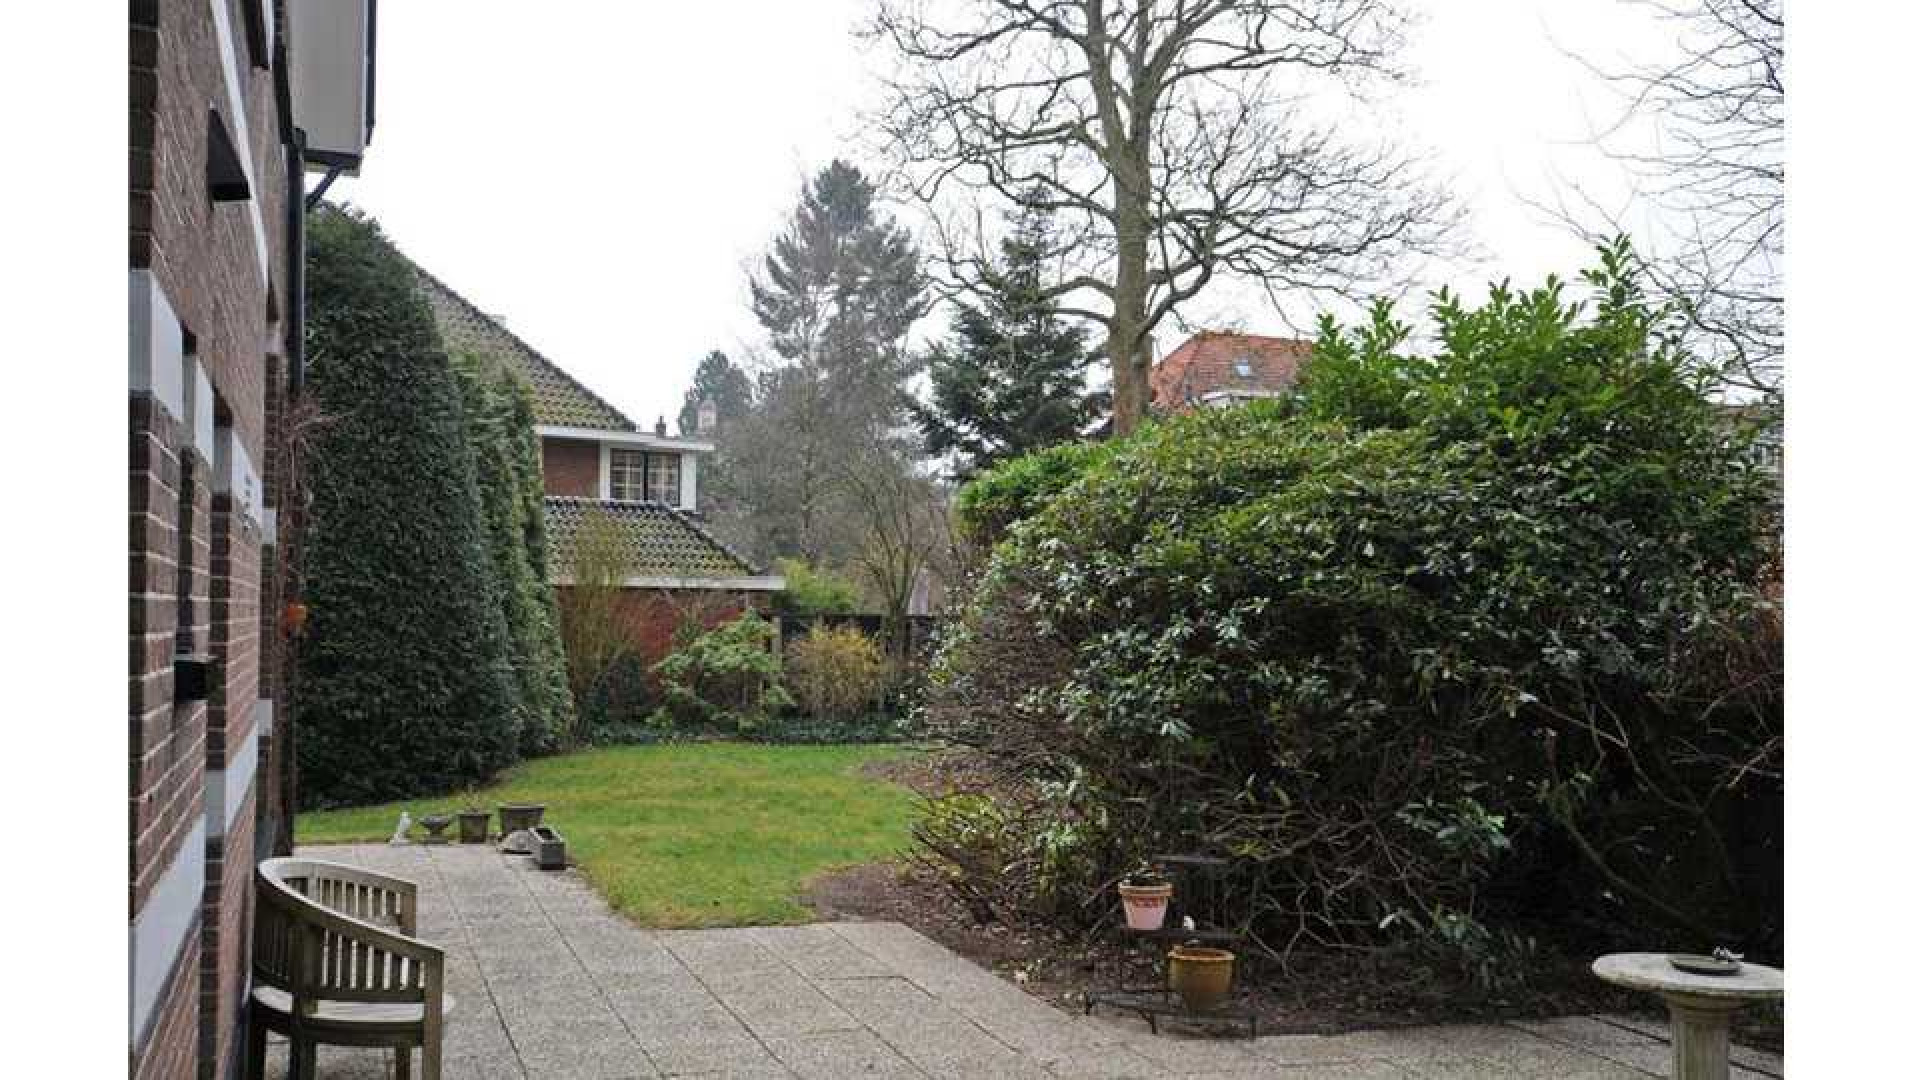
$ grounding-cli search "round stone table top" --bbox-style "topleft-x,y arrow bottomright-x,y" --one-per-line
1593,953 -> 1784,1003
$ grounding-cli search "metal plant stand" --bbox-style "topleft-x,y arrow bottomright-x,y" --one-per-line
1083,855 -> 1260,1038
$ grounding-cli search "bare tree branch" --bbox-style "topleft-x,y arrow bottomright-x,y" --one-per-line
1550,0 -> 1782,399
866,0 -> 1461,433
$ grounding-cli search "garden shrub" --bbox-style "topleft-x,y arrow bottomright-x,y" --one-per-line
296,208 -> 523,808
772,558 -> 862,615
927,245 -> 1781,975
651,611 -> 793,734
953,438 -> 1113,548
784,623 -> 888,722
451,349 -> 576,756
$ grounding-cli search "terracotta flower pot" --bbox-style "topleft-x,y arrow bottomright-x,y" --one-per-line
498,803 -> 546,834
456,809 -> 490,844
1167,945 -> 1236,1012
1117,881 -> 1173,930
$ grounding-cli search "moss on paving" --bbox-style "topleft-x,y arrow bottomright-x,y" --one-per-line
297,743 -> 915,927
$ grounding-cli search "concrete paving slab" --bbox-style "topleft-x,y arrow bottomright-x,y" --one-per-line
292,844 -> 1780,1080
762,1029 -> 928,1079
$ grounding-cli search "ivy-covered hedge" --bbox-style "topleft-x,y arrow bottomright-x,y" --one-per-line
296,209 -> 523,808
928,246 -> 1782,976
451,350 -> 576,755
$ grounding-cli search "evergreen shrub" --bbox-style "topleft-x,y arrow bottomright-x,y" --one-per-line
927,245 -> 1782,976
295,209 -> 523,808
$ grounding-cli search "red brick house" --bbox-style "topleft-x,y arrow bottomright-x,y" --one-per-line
1150,331 -> 1314,412
129,3 -> 376,1078
412,259 -> 785,669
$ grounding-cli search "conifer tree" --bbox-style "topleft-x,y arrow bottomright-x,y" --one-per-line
676,350 -> 754,437
296,209 -> 522,807
731,161 -> 929,561
917,200 -> 1098,478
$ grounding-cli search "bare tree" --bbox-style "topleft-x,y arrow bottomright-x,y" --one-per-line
555,507 -> 633,744
835,443 -> 950,652
1557,0 -> 1782,399
868,0 -> 1459,433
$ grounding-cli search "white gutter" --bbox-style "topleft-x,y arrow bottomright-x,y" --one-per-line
536,424 -> 714,453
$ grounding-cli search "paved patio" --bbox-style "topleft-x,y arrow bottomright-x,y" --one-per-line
266,844 -> 1783,1079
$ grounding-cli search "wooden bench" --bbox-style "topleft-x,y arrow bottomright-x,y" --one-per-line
247,857 -> 453,1080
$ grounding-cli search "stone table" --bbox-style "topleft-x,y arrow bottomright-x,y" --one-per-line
1594,952 -> 1784,1080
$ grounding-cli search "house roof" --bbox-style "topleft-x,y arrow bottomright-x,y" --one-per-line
1150,331 -> 1313,411
543,497 -> 761,581
411,263 -> 639,433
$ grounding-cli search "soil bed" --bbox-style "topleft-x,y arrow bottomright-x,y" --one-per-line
810,746 -> 1782,1053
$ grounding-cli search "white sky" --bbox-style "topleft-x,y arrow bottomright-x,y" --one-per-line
329,0 -> 1679,431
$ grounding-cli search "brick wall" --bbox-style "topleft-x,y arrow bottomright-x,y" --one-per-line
132,930 -> 202,1080
556,586 -> 769,674
542,437 -> 601,497
197,789 -> 255,1080
131,2 -> 293,1077
131,398 -> 210,917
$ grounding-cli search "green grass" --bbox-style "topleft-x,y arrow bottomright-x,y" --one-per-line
297,743 -> 916,927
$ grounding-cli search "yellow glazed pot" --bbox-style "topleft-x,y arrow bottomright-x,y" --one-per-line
1167,945 -> 1236,1011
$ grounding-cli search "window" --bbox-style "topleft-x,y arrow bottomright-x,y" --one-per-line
1232,355 -> 1254,378
608,448 -> 682,504
647,454 -> 681,505
609,448 -> 645,502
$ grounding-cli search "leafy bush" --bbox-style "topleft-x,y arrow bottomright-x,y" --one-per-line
296,208 -> 523,808
953,439 -> 1113,548
785,623 -> 888,721
927,247 -> 1781,975
772,558 -> 861,615
651,611 -> 793,734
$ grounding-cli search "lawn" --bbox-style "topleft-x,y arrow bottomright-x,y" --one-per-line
297,742 -> 917,927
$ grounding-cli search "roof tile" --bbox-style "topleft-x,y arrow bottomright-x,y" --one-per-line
1151,332 -> 1313,411
413,266 -> 638,432
543,497 -> 758,581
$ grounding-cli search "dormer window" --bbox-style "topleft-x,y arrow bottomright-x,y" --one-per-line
608,447 -> 681,504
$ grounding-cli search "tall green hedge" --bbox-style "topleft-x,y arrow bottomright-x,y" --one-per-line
296,209 -> 522,808
451,349 -> 576,754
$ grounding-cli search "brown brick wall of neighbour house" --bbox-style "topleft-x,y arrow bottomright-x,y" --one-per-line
542,437 -> 602,497
556,587 -> 769,675
132,2 -> 291,1078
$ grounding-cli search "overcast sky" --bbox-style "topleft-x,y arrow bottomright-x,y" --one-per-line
329,0 -> 1679,431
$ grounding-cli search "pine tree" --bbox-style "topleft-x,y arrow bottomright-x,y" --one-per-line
917,199 -> 1098,478
730,161 -> 929,561
749,159 -> 926,437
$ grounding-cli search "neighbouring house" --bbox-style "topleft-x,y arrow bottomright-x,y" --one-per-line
410,259 -> 785,671
1150,331 -> 1315,412
128,3 -> 376,1078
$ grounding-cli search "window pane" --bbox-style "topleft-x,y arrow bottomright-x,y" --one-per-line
609,448 -> 644,502
647,453 -> 681,505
